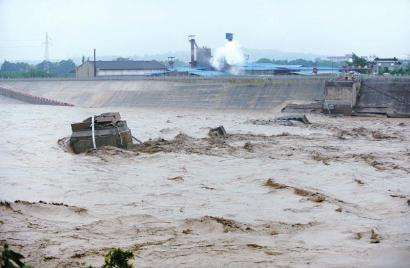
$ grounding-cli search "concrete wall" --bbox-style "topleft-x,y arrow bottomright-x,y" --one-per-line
76,62 -> 95,79
0,77 -> 327,109
324,81 -> 357,106
357,78 -> 410,117
1,77 -> 408,115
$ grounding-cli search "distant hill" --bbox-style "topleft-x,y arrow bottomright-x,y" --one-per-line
242,48 -> 324,61
0,49 -> 328,66
129,48 -> 325,63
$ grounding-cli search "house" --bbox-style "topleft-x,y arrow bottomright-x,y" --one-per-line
373,57 -> 401,74
76,60 -> 167,78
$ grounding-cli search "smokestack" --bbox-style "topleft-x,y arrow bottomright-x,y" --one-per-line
93,49 -> 96,77
188,35 -> 197,68
226,33 -> 233,42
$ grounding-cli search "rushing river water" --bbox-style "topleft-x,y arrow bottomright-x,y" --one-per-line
1,101 -> 409,267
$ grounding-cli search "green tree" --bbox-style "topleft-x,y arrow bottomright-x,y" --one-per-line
255,58 -> 272,63
0,61 -> 31,72
115,57 -> 131,61
349,53 -> 368,67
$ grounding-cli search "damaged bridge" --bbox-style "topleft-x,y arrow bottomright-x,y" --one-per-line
355,78 -> 410,117
323,78 -> 410,117
284,77 -> 410,117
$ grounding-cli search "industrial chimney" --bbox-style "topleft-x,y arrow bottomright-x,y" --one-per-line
188,35 -> 198,68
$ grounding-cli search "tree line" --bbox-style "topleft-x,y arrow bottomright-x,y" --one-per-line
255,53 -> 410,75
0,60 -> 76,78
255,57 -> 345,67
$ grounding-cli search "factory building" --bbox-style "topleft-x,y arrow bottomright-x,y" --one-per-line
196,47 -> 212,69
188,33 -> 235,70
373,58 -> 401,74
188,35 -> 213,69
76,60 -> 166,78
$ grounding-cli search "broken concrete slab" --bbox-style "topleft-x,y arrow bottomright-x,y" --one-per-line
69,112 -> 133,154
274,114 -> 311,126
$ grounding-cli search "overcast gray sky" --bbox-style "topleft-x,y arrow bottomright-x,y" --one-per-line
1,0 -> 409,61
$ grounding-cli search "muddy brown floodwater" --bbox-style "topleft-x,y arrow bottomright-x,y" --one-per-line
1,102 -> 410,267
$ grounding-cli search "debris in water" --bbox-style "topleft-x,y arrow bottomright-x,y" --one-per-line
308,194 -> 326,203
264,179 -> 287,189
354,232 -> 363,240
311,151 -> 331,165
293,188 -> 312,197
201,216 -> 244,233
69,112 -> 134,154
208,126 -> 227,138
274,114 -> 311,126
354,179 -> 365,185
246,243 -> 264,249
371,131 -> 397,140
248,114 -> 310,126
243,142 -> 253,152
270,230 -> 279,235
335,127 -> 398,140
389,193 -> 407,199
168,176 -> 184,181
263,180 -> 327,203
293,188 -> 326,203
370,229 -> 381,243
201,185 -> 216,190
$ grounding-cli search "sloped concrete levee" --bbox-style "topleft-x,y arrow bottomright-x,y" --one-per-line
0,77 -> 327,109
356,78 -> 410,117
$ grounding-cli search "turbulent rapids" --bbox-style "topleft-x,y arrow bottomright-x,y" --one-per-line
0,77 -> 409,267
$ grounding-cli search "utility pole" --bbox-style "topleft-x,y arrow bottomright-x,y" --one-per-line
93,49 -> 96,77
43,32 -> 50,74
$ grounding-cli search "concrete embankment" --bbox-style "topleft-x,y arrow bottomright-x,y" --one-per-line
0,77 -> 327,109
356,77 -> 410,116
1,77 -> 408,113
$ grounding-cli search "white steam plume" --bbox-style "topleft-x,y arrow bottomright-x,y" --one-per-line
211,40 -> 245,74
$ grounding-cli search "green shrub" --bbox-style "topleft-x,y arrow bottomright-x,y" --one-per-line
0,244 -> 31,268
103,248 -> 134,268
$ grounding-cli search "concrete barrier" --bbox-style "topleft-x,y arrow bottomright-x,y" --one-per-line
0,77 -> 326,109
1,77 -> 407,115
356,78 -> 410,117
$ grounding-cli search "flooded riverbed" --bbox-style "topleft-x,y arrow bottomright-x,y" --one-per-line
1,102 -> 409,267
